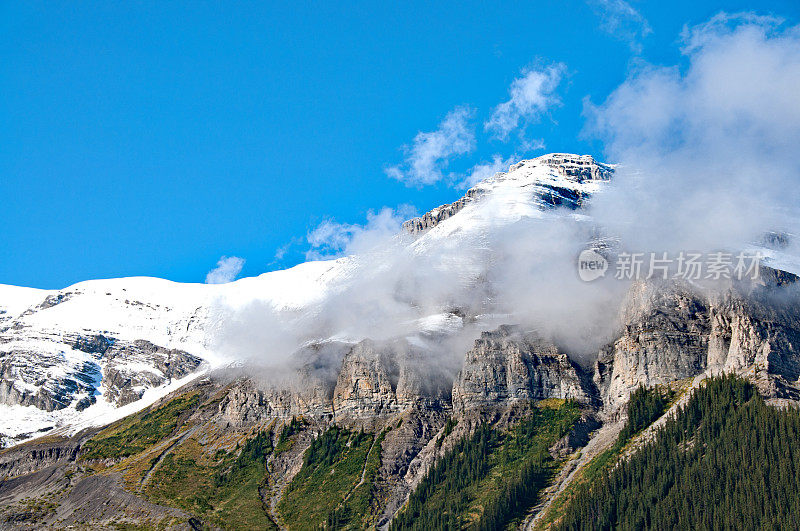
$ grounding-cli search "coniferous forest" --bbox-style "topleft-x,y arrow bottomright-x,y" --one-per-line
391,401 -> 581,530
556,375 -> 800,530
390,376 -> 800,530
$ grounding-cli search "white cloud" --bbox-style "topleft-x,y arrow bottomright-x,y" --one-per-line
586,12 -> 800,254
205,256 -> 245,284
588,0 -> 652,53
386,107 -> 475,186
218,187 -> 625,373
306,205 -> 417,260
459,154 -> 516,189
485,64 -> 565,141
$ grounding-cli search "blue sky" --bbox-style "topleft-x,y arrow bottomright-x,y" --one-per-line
2,1 -> 799,289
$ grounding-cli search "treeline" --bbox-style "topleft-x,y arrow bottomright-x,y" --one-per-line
303,424 -> 370,470
275,415 -> 306,452
475,454 -> 549,531
557,375 -> 800,530
213,429 -> 272,487
279,425 -> 377,529
323,429 -> 387,530
392,401 -> 581,530
617,384 -> 672,442
392,423 -> 498,530
477,404 -> 581,530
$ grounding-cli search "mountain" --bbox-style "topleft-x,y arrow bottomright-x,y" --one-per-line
2,153 -> 800,529
0,153 -> 613,447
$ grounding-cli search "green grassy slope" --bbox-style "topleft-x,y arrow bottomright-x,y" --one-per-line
278,425 -> 384,530
143,431 -> 277,529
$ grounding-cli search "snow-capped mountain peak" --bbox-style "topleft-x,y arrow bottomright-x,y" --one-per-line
403,153 -> 612,235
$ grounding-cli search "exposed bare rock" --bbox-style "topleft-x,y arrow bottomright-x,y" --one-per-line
549,413 -> 602,458
217,379 -> 275,426
598,270 -> 800,410
376,407 -> 450,528
35,292 -> 75,311
333,340 -> 406,417
216,377 -> 331,426
599,281 -> 712,408
100,340 -> 202,407
538,153 -> 614,181
0,436 -> 82,479
0,354 -> 100,412
216,342 -> 354,425
0,336 -> 201,416
452,325 -> 594,412
402,188 -> 484,234
69,334 -> 113,355
288,341 -> 351,416
332,339 -> 452,418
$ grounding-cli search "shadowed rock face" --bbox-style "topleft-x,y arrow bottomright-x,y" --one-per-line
452,325 -> 594,412
0,349 -> 104,413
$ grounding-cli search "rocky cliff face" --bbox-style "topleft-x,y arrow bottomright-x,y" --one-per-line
213,322 -> 603,428
218,338 -> 454,425
596,270 -> 800,410
0,352 -> 100,412
595,281 -> 712,408
224,341 -> 354,422
453,325 -> 594,412
212,269 -> 800,427
333,339 -> 452,417
100,339 -> 202,407
332,340 -> 403,416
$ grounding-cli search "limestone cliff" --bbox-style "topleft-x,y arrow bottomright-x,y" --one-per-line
453,325 -> 594,412
597,270 -> 800,410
